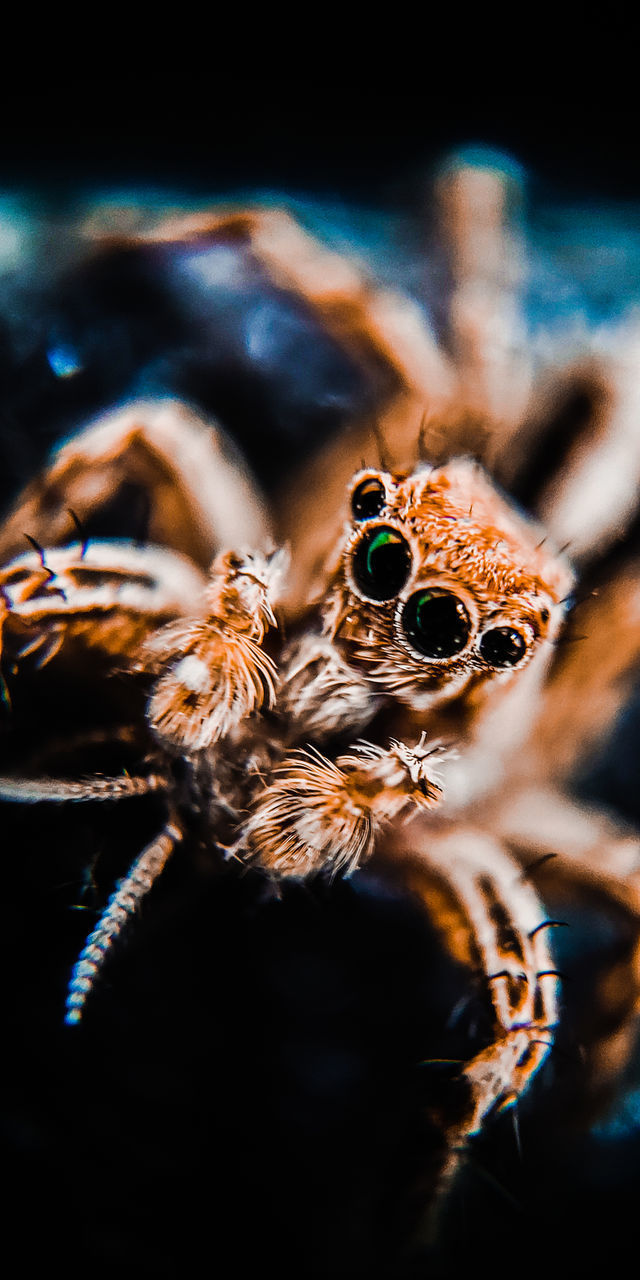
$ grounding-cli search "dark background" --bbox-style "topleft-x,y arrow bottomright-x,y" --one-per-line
2,82 -> 638,199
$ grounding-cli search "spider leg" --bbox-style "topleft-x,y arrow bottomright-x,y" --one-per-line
0,540 -> 207,669
65,812 -> 183,1025
0,399 -> 270,569
380,827 -> 558,1152
488,786 -> 640,916
487,785 -> 640,1099
520,323 -> 640,569
432,153 -> 534,436
513,553 -> 640,786
0,770 -> 168,803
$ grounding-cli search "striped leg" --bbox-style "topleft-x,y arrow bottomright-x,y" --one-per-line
486,785 -> 640,1099
0,540 -> 207,673
382,827 -> 559,1152
65,813 -> 183,1025
0,771 -> 168,804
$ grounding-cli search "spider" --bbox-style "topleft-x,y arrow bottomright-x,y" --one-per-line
2,155 -> 640,1256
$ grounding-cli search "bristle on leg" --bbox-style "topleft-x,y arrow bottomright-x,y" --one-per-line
142,549 -> 284,752
244,737 -> 444,878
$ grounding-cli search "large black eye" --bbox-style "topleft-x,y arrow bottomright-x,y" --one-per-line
402,588 -> 470,658
480,627 -> 527,667
351,477 -> 387,520
352,526 -> 412,600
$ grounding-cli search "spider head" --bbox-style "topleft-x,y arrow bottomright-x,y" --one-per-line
332,459 -> 574,711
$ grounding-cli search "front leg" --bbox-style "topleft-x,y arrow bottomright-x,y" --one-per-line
487,784 -> 640,1097
381,827 -> 559,1163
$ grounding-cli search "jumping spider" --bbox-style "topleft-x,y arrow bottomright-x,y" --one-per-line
2,160 -> 640,1234
0,397 -> 581,1178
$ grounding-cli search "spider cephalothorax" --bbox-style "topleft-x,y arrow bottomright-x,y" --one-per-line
324,459 -> 571,714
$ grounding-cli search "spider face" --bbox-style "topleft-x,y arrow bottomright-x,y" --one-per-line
337,460 -> 572,711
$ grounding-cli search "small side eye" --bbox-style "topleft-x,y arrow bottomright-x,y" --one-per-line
352,526 -> 412,601
402,589 -> 471,659
479,627 -> 527,668
351,477 -> 387,520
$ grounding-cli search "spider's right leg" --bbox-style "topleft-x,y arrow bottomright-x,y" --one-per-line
0,539 -> 207,674
0,398 -> 271,569
509,550 -> 640,818
0,763 -> 179,1023
0,770 -> 168,803
65,811 -> 183,1025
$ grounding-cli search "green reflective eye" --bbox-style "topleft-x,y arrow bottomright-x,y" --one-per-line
352,526 -> 412,601
402,588 -> 470,658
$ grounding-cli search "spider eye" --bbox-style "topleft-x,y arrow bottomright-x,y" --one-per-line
352,526 -> 412,600
479,626 -> 527,667
351,477 -> 387,520
402,589 -> 470,658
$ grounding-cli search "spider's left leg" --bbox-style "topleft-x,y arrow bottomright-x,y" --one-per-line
63,548 -> 287,1019
379,827 -> 559,1163
487,785 -> 640,1098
